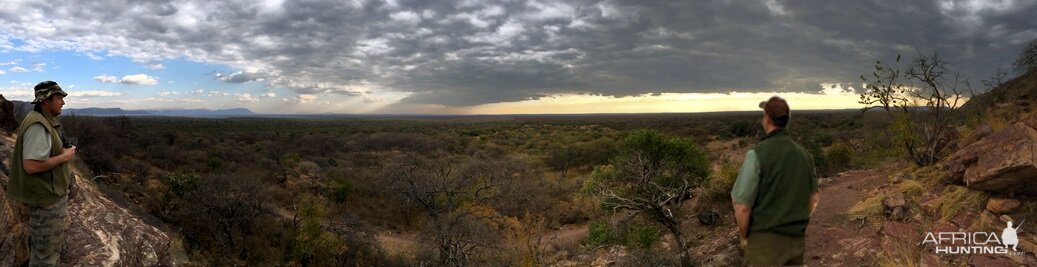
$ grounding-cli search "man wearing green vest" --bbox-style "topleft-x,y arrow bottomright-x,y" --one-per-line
731,96 -> 819,266
7,81 -> 77,266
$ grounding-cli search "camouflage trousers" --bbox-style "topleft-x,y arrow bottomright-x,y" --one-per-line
27,195 -> 67,267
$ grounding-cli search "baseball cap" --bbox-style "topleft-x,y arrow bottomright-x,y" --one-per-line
759,96 -> 790,127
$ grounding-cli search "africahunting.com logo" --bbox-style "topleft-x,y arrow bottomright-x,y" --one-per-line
920,221 -> 1025,255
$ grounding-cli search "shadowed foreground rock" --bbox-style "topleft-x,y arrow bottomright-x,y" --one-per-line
946,122 -> 1037,195
0,179 -> 29,265
0,136 -> 172,266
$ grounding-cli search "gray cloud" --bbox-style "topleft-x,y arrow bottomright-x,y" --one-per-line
1,0 -> 1035,108
215,71 -> 267,83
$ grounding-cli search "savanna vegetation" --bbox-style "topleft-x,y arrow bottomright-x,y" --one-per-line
55,109 -> 894,266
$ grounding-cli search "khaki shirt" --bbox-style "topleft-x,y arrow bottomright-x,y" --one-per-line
22,123 -> 52,161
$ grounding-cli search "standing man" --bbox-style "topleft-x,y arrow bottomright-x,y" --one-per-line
7,81 -> 76,266
731,96 -> 819,266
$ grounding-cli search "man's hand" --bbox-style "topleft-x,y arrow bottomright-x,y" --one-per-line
61,146 -> 77,162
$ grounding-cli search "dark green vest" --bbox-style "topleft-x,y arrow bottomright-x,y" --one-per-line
749,129 -> 817,237
6,110 -> 71,208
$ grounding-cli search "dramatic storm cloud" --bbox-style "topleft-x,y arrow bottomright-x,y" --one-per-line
0,0 -> 1034,112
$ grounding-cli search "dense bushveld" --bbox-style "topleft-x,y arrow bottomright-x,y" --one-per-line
58,110 -> 891,266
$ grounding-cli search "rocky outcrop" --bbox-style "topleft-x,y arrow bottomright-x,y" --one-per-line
945,121 -> 1037,195
0,179 -> 29,266
986,197 -> 1022,214
0,94 -> 15,132
62,168 -> 171,266
0,134 -> 173,266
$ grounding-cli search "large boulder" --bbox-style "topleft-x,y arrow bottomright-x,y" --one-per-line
986,197 -> 1023,214
0,135 -> 173,266
62,168 -> 172,266
946,122 -> 1037,195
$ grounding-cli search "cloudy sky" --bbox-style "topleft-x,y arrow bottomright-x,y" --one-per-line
0,0 -> 1034,114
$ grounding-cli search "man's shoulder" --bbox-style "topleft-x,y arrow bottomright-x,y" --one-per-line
756,137 -> 812,158
18,111 -> 45,128
787,141 -> 813,160
25,122 -> 48,133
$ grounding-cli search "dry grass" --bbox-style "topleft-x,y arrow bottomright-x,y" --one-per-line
986,112 -> 1012,131
911,165 -> 949,188
970,212 -> 999,233
1018,200 -> 1037,223
849,193 -> 886,223
897,179 -> 926,200
936,186 -> 988,221
877,237 -> 920,267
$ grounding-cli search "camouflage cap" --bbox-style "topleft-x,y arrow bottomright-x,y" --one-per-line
31,81 -> 68,104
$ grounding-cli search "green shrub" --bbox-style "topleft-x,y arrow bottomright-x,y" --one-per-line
292,194 -> 346,265
584,220 -> 613,247
808,142 -> 829,177
624,224 -> 660,249
701,160 -> 739,201
826,143 -> 852,173
328,174 -> 354,203
207,156 -> 223,170
727,120 -> 759,138
164,170 -> 199,197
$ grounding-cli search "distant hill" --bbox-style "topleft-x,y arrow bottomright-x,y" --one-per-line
68,107 -> 256,117
140,108 -> 255,117
65,107 -> 151,116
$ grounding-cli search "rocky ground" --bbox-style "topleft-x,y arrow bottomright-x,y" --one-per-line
0,133 -> 176,266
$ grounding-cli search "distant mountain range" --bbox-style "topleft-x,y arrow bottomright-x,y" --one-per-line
65,107 -> 256,117
6,100 -> 257,117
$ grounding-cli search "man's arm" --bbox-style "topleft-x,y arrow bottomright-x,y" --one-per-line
809,192 -> 819,217
23,146 -> 76,174
731,149 -> 760,248
734,202 -> 752,245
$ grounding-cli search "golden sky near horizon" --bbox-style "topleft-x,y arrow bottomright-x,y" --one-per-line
458,85 -> 866,114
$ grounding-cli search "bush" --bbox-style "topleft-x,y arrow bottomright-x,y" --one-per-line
825,143 -> 852,173
583,220 -> 660,249
726,120 -> 759,138
624,224 -> 660,249
807,142 -> 829,177
168,174 -> 279,265
291,194 -> 346,266
163,170 -> 199,197
589,129 -> 709,266
60,115 -> 132,173
585,220 -> 613,247
701,160 -> 739,202
327,173 -> 354,203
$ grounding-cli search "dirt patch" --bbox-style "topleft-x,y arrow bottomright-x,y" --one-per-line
545,223 -> 589,247
377,231 -> 419,259
805,169 -> 888,266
